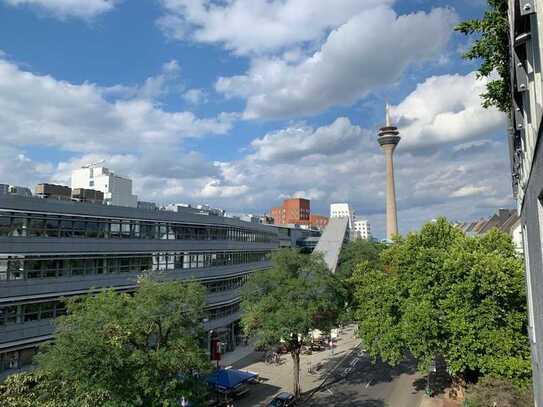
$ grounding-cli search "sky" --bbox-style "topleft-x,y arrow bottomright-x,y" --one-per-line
0,0 -> 513,238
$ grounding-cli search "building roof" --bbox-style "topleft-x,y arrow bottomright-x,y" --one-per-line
456,209 -> 519,237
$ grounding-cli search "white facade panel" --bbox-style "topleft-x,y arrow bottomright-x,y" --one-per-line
71,167 -> 137,208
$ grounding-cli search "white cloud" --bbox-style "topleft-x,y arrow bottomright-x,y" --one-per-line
450,185 -> 494,198
183,88 -> 207,105
4,0 -> 119,19
250,117 -> 364,161
157,0 -> 392,55
0,58 -> 234,152
392,72 -> 507,149
215,7 -> 458,119
197,180 -> 249,199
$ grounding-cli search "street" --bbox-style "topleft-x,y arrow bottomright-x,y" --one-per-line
304,347 -> 425,406
229,325 -> 424,407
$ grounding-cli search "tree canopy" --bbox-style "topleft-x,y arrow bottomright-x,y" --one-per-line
0,278 -> 212,406
336,239 -> 386,322
241,249 -> 345,397
456,0 -> 511,112
352,219 -> 531,385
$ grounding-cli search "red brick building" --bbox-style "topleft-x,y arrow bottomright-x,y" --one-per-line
271,198 -> 328,229
310,214 -> 329,229
271,198 -> 310,225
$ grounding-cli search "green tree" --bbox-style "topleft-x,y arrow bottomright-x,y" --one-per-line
353,219 -> 531,386
0,278 -> 211,406
241,249 -> 344,398
465,376 -> 533,406
456,0 -> 511,112
336,239 -> 385,319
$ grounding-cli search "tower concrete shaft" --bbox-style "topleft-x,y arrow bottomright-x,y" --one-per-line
378,103 -> 400,240
382,143 -> 399,239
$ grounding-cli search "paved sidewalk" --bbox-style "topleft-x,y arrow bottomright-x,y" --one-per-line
419,396 -> 462,407
224,325 -> 360,406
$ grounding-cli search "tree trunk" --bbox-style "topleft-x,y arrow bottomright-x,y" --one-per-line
291,350 -> 301,398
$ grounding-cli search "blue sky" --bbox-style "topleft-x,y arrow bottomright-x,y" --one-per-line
0,0 -> 513,238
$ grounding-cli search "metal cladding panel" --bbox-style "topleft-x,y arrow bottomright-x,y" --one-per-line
0,194 -> 278,234
0,320 -> 55,347
203,311 -> 242,332
0,237 -> 278,255
314,217 -> 349,273
0,262 -> 272,303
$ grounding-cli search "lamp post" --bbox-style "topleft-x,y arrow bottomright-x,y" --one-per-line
426,360 -> 436,396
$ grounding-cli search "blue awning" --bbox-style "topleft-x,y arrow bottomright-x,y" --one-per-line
207,368 -> 257,392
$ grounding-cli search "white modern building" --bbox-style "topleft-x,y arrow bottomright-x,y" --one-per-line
330,203 -> 354,228
71,166 -> 138,208
353,219 -> 371,240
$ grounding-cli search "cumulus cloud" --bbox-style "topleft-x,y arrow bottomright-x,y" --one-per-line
183,88 -> 208,105
0,58 -> 235,152
157,0 -> 392,55
392,72 -> 507,149
4,0 -> 119,19
250,117 -> 364,161
215,7 -> 458,119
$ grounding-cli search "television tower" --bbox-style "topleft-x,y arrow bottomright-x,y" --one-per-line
378,103 -> 401,240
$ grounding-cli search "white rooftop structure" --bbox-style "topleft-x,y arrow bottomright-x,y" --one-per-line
71,166 -> 137,208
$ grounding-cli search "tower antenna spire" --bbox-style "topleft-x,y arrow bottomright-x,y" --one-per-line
385,99 -> 392,127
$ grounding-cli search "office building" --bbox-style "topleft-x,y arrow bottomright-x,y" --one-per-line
353,219 -> 371,240
71,188 -> 104,205
507,1 -> 543,404
35,184 -> 72,201
0,192 -> 279,377
72,166 -> 138,208
271,198 -> 310,225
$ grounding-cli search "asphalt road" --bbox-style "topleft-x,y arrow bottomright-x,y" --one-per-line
302,348 -> 425,407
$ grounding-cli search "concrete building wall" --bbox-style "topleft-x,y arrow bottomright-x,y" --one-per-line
508,1 -> 543,404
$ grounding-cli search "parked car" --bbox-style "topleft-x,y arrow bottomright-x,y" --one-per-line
267,392 -> 296,406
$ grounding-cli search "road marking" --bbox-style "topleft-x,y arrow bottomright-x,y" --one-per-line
350,357 -> 360,367
365,380 -> 372,388
326,389 -> 333,395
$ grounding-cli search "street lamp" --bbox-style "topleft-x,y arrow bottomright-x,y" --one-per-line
426,360 -> 436,396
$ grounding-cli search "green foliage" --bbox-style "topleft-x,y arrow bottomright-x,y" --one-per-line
337,239 -> 385,280
241,249 -> 345,396
353,219 -> 531,385
464,376 -> 533,406
455,0 -> 511,112
0,278 -> 211,406
336,239 -> 386,322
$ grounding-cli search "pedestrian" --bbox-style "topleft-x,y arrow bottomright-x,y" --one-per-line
329,339 -> 334,355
